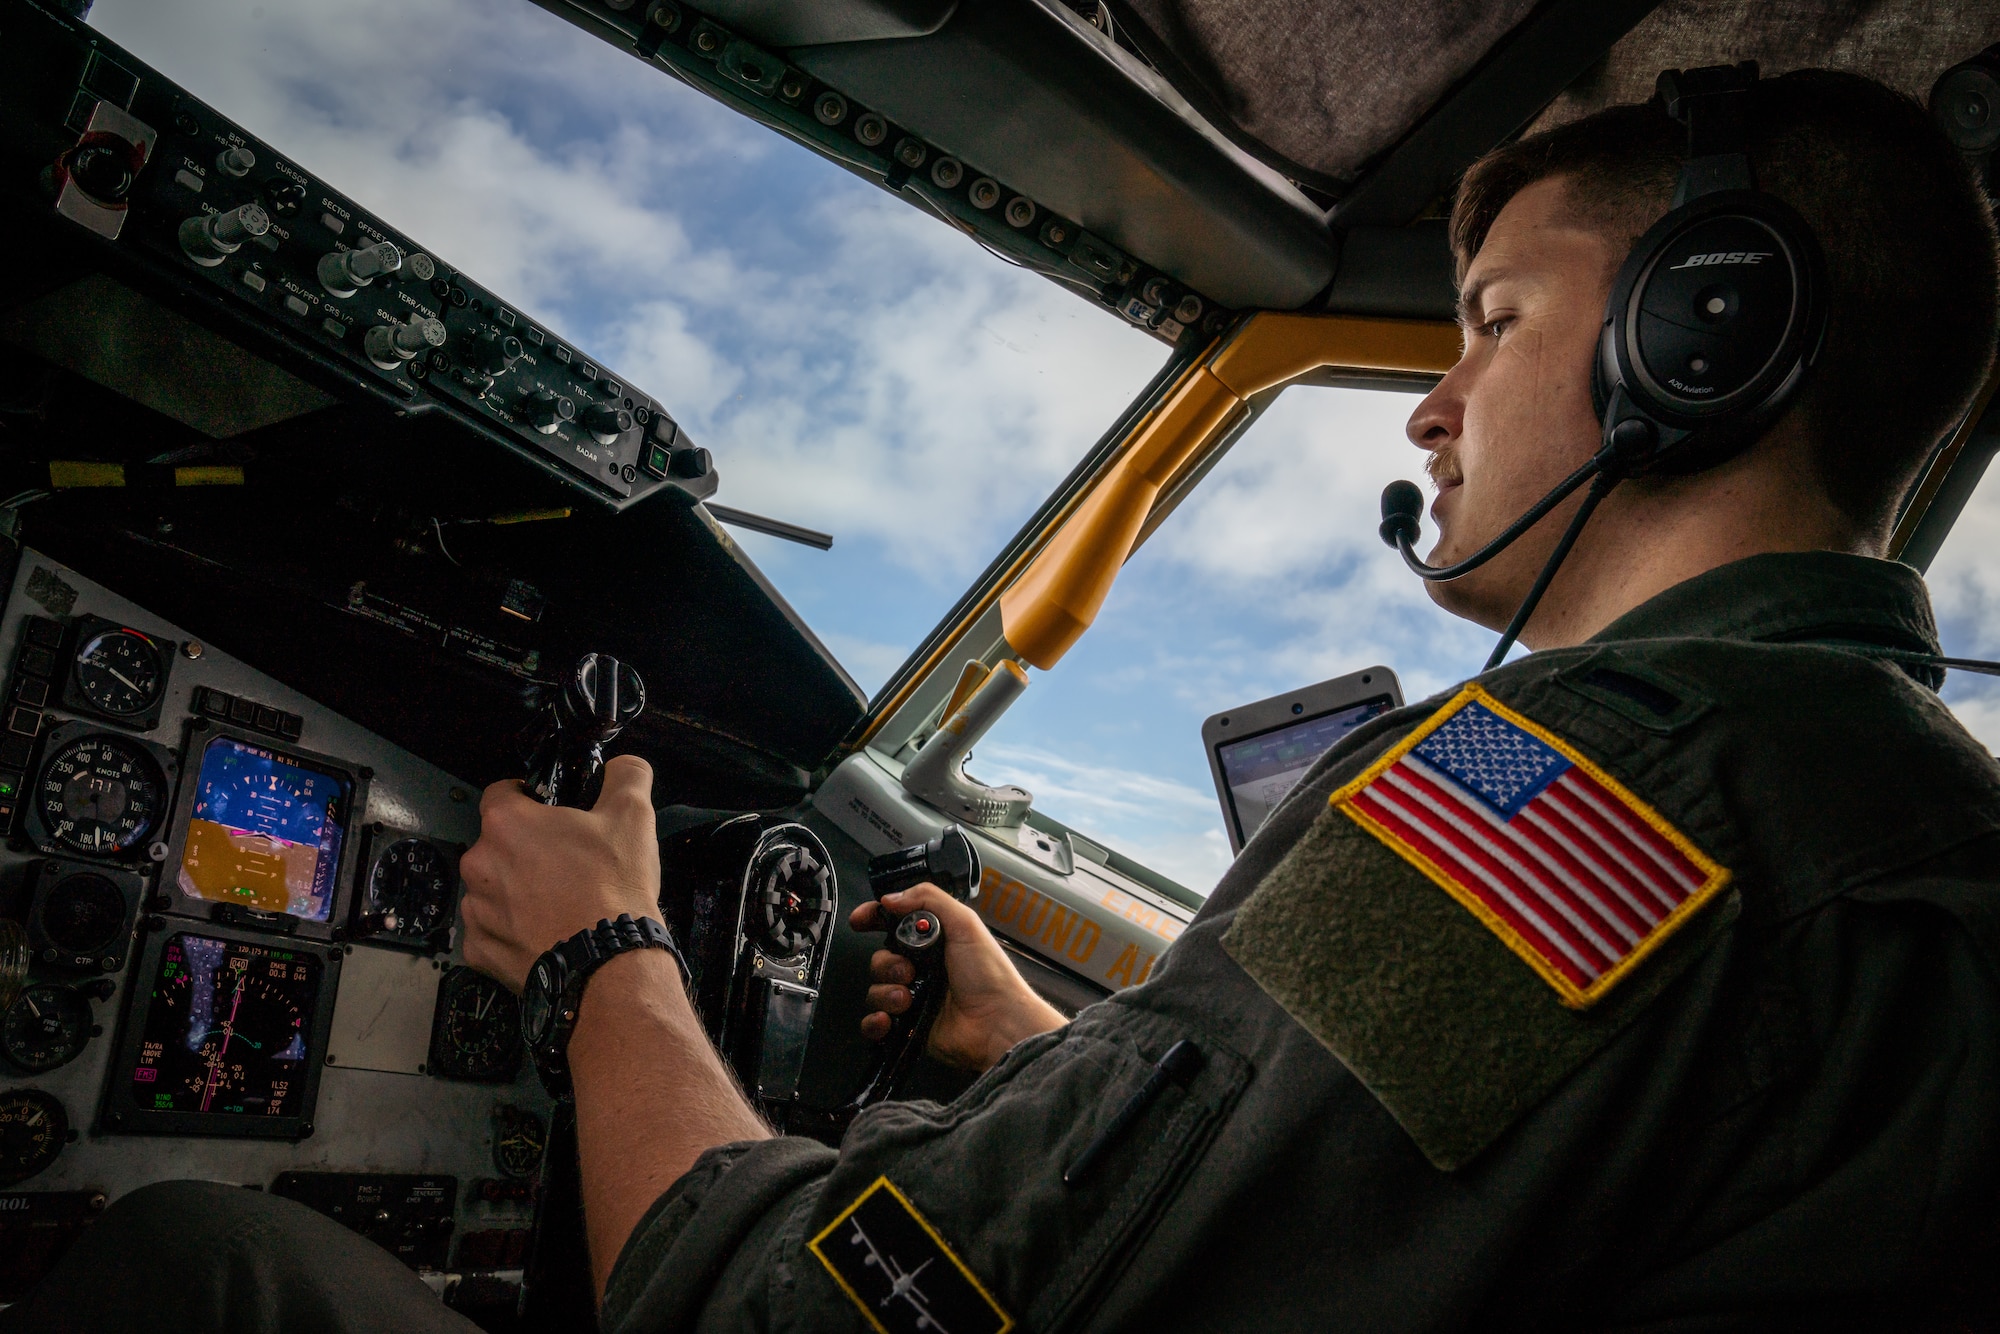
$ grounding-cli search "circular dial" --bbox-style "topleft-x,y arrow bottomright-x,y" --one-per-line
73,628 -> 165,717
2,984 -> 92,1074
36,735 -> 168,855
492,1105 -> 547,1178
39,872 -> 128,957
0,1088 -> 68,1186
365,839 -> 454,938
433,968 -> 521,1082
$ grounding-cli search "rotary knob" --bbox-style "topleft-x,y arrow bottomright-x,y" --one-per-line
317,240 -> 402,297
579,402 -> 633,446
215,145 -> 256,178
522,389 -> 575,435
669,445 -> 712,479
474,330 -> 523,375
178,202 -> 271,267
364,316 -> 447,369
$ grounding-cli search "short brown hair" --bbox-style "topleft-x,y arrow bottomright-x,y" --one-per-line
1451,70 -> 2000,537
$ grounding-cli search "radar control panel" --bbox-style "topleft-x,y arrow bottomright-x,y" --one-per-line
0,0 -> 718,511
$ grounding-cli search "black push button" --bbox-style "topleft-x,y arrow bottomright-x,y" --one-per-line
0,736 -> 32,769
255,705 -> 281,733
6,707 -> 40,738
278,713 -> 304,741
18,647 -> 56,679
23,618 -> 62,649
197,687 -> 233,719
13,680 -> 47,709
228,697 -> 256,725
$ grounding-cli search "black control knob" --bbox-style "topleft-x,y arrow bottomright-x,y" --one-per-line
60,135 -> 143,204
669,446 -> 712,480
364,316 -> 447,369
522,389 -> 575,435
475,330 -> 523,375
215,145 -> 256,178
580,402 -> 633,446
178,203 -> 271,267
522,654 -> 647,809
317,241 -> 401,297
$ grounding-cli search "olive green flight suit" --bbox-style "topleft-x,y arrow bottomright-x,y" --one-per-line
606,552 -> 2000,1332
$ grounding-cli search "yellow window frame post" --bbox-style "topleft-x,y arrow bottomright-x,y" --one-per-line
998,312 -> 1462,670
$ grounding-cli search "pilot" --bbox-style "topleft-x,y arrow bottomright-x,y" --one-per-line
7,65 -> 2000,1333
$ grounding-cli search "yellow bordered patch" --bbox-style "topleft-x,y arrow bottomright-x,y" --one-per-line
809,1176 -> 1013,1334
1330,683 -> 1730,1008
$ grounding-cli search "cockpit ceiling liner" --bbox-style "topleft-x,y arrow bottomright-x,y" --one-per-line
1532,0 -> 2000,130
1112,0 -> 1541,191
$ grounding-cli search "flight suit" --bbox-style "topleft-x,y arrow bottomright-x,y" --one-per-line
4,552 -> 1996,1333
605,551 -> 2000,1332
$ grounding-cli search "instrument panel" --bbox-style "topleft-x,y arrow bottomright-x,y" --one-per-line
0,548 -> 549,1307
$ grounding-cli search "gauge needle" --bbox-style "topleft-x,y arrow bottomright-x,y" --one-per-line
25,1108 -> 42,1126
476,990 -> 494,1020
25,995 -> 41,1019
107,665 -> 145,692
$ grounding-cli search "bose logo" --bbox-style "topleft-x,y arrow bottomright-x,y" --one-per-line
1669,251 -> 1773,270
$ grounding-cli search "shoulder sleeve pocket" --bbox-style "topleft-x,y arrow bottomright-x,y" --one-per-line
800,1007 -> 1250,1334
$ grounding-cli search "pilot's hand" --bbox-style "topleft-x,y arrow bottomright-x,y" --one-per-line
850,884 -> 1067,1072
460,754 -> 662,993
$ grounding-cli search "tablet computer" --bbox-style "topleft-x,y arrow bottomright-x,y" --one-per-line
1201,666 -> 1402,854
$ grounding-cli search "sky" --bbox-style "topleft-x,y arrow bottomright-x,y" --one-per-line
88,0 -> 2000,895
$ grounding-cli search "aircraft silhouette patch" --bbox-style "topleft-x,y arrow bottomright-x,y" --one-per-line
809,1176 -> 1013,1334
1330,683 -> 1730,1008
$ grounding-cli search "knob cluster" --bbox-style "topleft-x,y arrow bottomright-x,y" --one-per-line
178,203 -> 271,267
580,402 -> 633,446
317,241 -> 402,297
364,316 -> 447,370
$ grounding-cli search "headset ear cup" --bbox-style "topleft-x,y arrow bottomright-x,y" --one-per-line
1599,190 -> 1825,476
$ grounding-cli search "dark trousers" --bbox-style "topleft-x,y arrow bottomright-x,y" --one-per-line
0,1179 -> 481,1334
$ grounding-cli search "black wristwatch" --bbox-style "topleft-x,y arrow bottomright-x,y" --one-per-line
522,913 -> 688,1100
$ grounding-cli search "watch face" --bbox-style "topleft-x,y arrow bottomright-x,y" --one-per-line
522,956 -> 559,1046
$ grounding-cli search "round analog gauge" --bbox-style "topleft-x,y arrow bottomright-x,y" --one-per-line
2,984 -> 92,1074
73,628 -> 165,717
35,734 -> 168,856
39,872 -> 129,957
365,838 -> 455,938
492,1104 -> 547,1179
0,1088 -> 68,1186
432,967 -> 521,1083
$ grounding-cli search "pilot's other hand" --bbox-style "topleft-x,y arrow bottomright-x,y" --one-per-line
460,754 -> 662,993
849,884 -> 1067,1072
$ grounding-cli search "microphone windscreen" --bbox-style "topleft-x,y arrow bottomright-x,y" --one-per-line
1378,480 -> 1424,550
1381,480 -> 1423,522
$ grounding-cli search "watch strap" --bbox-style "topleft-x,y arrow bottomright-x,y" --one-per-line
532,913 -> 690,1100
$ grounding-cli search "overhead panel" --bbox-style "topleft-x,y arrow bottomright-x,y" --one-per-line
784,0 -> 1338,310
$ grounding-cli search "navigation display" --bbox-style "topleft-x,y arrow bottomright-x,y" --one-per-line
1217,700 -> 1390,843
130,933 -> 321,1118
178,737 -> 351,922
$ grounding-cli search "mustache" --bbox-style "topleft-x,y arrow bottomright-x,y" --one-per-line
1424,448 -> 1462,489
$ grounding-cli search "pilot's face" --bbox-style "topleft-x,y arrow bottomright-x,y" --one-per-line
1404,176 -> 1623,631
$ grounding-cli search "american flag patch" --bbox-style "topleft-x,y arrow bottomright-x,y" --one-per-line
1331,684 -> 1729,1008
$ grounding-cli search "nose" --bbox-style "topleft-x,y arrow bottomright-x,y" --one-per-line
1405,365 -> 1465,455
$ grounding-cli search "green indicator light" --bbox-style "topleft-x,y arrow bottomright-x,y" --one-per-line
0,777 -> 17,797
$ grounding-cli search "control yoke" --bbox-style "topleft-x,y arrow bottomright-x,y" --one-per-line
847,826 -> 981,1114
523,653 -> 646,809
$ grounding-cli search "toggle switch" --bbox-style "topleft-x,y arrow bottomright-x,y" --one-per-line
316,240 -> 402,297
364,316 -> 447,369
579,402 -> 633,446
178,202 -> 271,267
522,389 -> 575,435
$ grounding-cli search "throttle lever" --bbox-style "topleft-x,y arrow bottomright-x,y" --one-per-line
846,826 -> 980,1114
522,653 -> 646,808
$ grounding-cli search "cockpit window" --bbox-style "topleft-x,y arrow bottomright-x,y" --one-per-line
1926,463 -> 2000,750
975,386 -> 1488,896
88,0 -> 1167,695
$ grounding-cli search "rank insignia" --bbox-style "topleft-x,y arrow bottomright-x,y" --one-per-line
810,1176 -> 1013,1334
1330,683 -> 1729,1008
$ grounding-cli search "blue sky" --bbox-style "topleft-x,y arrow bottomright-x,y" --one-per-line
92,0 -> 2000,893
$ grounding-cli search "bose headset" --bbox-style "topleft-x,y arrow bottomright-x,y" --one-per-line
1379,62 -> 1829,670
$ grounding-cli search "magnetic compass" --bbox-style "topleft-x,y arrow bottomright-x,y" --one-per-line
33,733 -> 169,856
1,984 -> 93,1074
492,1104 -> 547,1178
